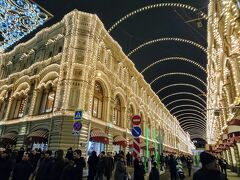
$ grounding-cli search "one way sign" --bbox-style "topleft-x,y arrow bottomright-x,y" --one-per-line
74,110 -> 83,120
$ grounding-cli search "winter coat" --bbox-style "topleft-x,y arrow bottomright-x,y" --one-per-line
48,158 -> 66,180
149,167 -> 160,180
0,158 -> 12,180
35,157 -> 53,180
96,157 -> 106,178
114,161 -> 127,180
105,156 -> 114,178
12,160 -> 34,180
193,168 -> 228,180
87,155 -> 99,180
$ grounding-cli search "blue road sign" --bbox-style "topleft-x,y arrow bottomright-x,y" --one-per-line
73,121 -> 82,131
132,126 -> 142,137
74,110 -> 82,120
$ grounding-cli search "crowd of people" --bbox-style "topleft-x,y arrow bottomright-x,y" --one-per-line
0,146 -> 230,180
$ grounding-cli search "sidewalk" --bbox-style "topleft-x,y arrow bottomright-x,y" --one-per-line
227,169 -> 239,180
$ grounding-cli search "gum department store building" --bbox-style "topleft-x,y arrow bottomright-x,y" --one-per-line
0,10 -> 194,157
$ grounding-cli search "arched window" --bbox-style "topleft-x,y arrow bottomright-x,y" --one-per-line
39,88 -> 56,114
92,82 -> 103,119
13,97 -> 27,119
128,105 -> 134,129
114,96 -> 121,127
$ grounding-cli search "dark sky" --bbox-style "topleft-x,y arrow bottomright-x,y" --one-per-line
28,0 -> 208,140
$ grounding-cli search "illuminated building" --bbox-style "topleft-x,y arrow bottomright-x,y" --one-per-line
207,0 -> 240,173
0,10 -> 194,156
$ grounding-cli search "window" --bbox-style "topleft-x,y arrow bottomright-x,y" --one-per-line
39,89 -> 55,114
114,96 -> 121,127
92,82 -> 103,119
58,46 -> 62,53
13,98 -> 27,119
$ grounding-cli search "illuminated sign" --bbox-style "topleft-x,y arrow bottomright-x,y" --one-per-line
0,0 -> 52,52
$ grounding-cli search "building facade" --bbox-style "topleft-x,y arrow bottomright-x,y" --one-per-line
0,10 -> 194,157
207,0 -> 240,173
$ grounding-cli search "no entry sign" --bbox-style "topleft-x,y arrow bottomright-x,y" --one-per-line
132,115 -> 141,125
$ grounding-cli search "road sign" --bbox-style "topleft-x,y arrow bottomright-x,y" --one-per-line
74,110 -> 83,120
132,126 -> 142,137
132,115 -> 141,125
73,121 -> 82,131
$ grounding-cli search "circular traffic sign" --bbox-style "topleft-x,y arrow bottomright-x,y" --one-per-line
73,121 -> 82,131
132,115 -> 141,125
132,126 -> 142,137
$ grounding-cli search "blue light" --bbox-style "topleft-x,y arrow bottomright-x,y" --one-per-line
0,0 -> 52,52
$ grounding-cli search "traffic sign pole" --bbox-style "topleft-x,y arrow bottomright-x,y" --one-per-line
133,138 -> 140,159
132,115 -> 142,160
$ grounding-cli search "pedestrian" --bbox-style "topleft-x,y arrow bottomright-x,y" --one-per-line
134,158 -> 145,180
65,147 -> 73,161
114,156 -> 127,180
221,158 -> 227,175
149,161 -> 159,180
87,151 -> 98,180
35,150 -> 53,180
30,149 -> 40,171
160,153 -> 164,170
12,152 -> 34,180
0,150 -> 12,180
126,152 -> 131,166
193,151 -> 227,180
186,156 -> 193,177
95,151 -> 106,180
105,152 -> 114,180
169,154 -> 177,180
49,149 -> 66,180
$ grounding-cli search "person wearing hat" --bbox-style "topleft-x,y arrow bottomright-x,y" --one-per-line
193,151 -> 227,180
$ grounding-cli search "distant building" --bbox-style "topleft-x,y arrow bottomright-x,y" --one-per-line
0,10 -> 193,156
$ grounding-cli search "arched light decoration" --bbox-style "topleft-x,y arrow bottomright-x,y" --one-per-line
172,109 -> 206,117
129,39 -> 207,57
108,3 -> 207,33
150,72 -> 207,86
180,120 -> 206,129
0,0 -> 52,52
169,104 -> 205,113
183,126 -> 206,133
176,113 -> 206,120
187,131 -> 206,138
157,83 -> 206,96
178,117 -> 206,124
161,92 -> 206,104
190,134 -> 207,140
181,122 -> 206,129
165,99 -> 205,109
141,57 -> 206,74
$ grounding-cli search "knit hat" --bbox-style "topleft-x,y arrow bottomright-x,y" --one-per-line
200,151 -> 216,166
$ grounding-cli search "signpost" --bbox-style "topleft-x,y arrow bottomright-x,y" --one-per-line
132,115 -> 142,159
72,110 -> 83,148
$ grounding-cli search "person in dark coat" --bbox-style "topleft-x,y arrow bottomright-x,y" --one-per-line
168,154 -> 177,180
186,156 -> 193,177
35,150 -> 53,180
87,151 -> 98,180
149,161 -> 159,180
65,147 -> 74,161
30,149 -> 40,170
105,152 -> 114,180
126,152 -> 131,166
193,151 -> 227,180
95,151 -> 107,180
61,149 -> 86,180
114,156 -> 127,180
134,158 -> 145,180
49,149 -> 66,180
17,147 -> 25,163
12,152 -> 34,180
0,150 -> 12,180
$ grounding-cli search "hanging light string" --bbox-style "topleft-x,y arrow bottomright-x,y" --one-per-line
140,56 -> 206,74
108,3 -> 207,33
176,113 -> 206,120
169,104 -> 205,113
165,99 -> 205,109
150,72 -> 207,86
172,109 -> 206,118
129,38 -> 207,57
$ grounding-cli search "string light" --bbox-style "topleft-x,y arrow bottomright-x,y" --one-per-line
150,72 -> 207,86
161,92 -> 206,104
183,126 -> 206,133
181,122 -> 206,129
169,104 -> 205,113
157,83 -> 205,96
141,57 -> 206,74
179,117 -> 206,125
165,99 -> 205,109
176,113 -> 206,120
108,3 -> 207,33
172,109 -> 206,117
0,0 -> 52,52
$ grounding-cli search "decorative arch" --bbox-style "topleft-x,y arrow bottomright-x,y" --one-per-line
114,87 -> 127,108
13,82 -> 30,98
14,75 -> 31,88
39,64 -> 60,80
95,71 -> 111,98
38,71 -> 59,90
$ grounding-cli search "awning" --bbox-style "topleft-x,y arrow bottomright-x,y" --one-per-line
90,128 -> 109,144
113,135 -> 127,148
27,129 -> 48,143
0,132 -> 18,145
